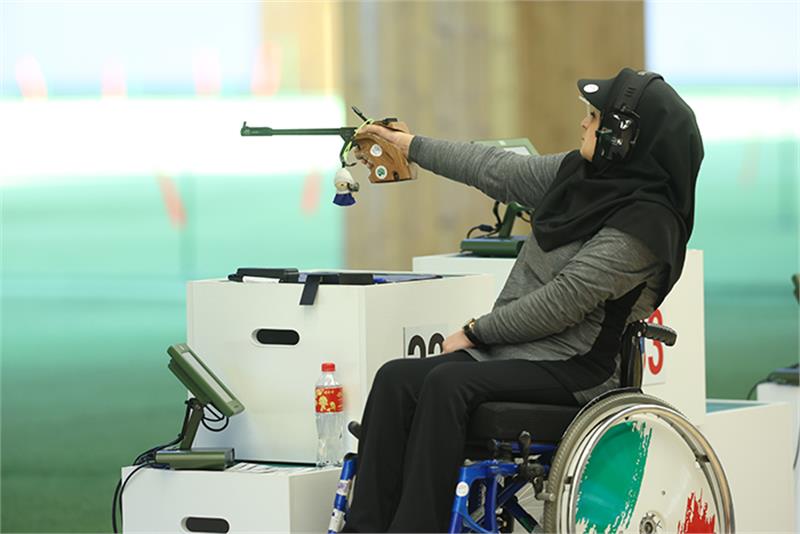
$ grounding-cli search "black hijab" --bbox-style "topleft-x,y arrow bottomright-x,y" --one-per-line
532,69 -> 703,306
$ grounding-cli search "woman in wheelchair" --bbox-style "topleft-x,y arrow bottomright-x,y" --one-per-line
340,69 -> 716,533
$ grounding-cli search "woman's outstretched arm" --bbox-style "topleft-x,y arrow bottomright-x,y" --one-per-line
409,137 -> 567,209
355,124 -> 567,209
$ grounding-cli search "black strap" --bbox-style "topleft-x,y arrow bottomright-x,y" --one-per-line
299,275 -> 323,306
614,71 -> 662,114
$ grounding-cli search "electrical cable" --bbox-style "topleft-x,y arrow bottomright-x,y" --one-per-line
204,404 -> 225,421
466,202 -> 533,240
133,401 -> 192,465
201,404 -> 230,431
111,477 -> 122,533
745,378 -> 769,401
466,224 -> 498,239
113,401 -> 194,532
492,201 -> 502,227
112,461 -> 169,533
133,434 -> 182,466
201,415 -> 230,432
112,399 -> 232,532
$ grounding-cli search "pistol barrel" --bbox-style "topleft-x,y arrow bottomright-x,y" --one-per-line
241,122 -> 355,141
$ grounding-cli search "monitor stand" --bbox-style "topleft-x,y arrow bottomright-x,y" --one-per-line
154,398 -> 234,470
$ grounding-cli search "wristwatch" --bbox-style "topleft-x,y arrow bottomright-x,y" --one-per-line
462,318 -> 484,347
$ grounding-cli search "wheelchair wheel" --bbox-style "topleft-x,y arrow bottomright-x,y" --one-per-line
542,391 -> 734,534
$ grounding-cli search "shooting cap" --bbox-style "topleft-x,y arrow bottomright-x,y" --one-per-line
577,74 -> 616,112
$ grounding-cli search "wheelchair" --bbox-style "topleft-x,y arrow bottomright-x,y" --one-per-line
328,321 -> 735,533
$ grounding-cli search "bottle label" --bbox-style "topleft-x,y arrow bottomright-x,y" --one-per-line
315,386 -> 343,413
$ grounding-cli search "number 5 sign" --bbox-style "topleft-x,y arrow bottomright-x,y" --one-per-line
642,309 -> 667,385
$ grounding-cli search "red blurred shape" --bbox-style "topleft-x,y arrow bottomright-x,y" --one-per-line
301,171 -> 322,215
101,59 -> 127,97
251,41 -> 282,96
15,55 -> 47,99
193,49 -> 222,96
156,174 -> 187,229
677,492 -> 716,534
646,309 -> 665,375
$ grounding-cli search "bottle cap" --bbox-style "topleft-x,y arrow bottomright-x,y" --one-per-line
322,362 -> 336,372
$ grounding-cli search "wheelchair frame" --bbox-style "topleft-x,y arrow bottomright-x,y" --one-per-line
327,322 -> 735,534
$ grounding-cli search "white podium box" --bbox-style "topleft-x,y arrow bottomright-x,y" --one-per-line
121,464 -> 339,533
758,382 -> 800,530
188,272 -> 495,463
699,400 -> 796,533
414,254 -> 516,299
413,250 -> 707,425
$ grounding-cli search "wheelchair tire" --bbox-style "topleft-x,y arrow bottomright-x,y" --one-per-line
542,391 -> 734,534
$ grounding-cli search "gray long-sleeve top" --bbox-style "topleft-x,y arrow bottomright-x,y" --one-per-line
409,137 -> 668,403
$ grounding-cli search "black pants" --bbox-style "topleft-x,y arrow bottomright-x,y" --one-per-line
344,352 -> 580,533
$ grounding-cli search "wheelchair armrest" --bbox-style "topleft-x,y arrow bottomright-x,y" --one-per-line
642,323 -> 677,346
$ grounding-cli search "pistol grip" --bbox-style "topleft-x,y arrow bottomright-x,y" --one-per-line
353,131 -> 415,184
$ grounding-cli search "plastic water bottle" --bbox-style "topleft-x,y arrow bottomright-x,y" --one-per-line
315,362 -> 345,467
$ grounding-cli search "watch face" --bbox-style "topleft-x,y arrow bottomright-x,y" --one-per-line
463,319 -> 481,346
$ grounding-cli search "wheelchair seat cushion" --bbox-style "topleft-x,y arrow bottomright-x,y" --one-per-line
467,402 -> 580,443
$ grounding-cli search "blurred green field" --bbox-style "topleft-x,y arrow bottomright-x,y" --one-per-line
1,133 -> 798,532
1,173 -> 343,532
1,297 -> 186,532
687,131 -> 799,399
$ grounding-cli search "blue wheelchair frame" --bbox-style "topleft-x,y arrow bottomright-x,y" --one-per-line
327,323 -> 676,533
329,438 -> 559,533
446,441 -> 556,533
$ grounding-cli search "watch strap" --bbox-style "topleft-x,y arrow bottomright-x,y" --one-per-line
463,319 -> 484,347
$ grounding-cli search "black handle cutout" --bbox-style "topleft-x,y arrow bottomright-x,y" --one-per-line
254,328 -> 300,346
183,517 -> 230,533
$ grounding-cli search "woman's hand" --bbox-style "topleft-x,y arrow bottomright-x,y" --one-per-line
352,124 -> 415,168
360,124 -> 414,157
442,329 -> 474,354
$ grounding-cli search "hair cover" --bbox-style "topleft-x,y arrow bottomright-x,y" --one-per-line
532,68 -> 703,306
